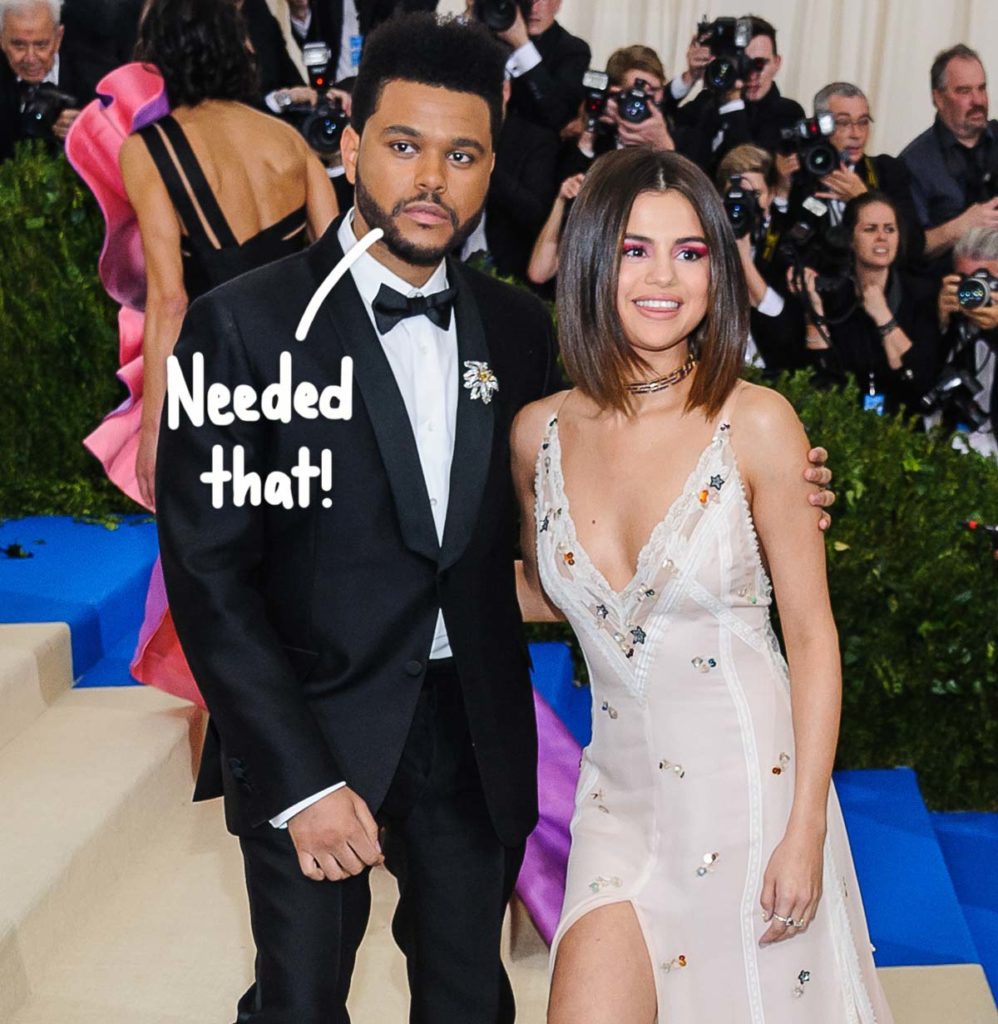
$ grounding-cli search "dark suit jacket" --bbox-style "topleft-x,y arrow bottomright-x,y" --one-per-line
484,112 -> 558,280
0,43 -> 99,161
301,0 -> 438,60
507,20 -> 590,134
156,216 -> 557,845
674,82 -> 805,175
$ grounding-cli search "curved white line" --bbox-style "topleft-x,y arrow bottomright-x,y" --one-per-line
294,227 -> 385,341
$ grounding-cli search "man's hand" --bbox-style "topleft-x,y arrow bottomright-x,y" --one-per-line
558,172 -> 585,201
496,6 -> 529,49
815,162 -> 868,203
288,786 -> 383,882
774,152 -> 798,196
53,108 -> 80,140
287,85 -> 319,107
326,87 -> 352,116
961,197 -> 998,233
682,35 -> 712,85
806,447 -> 835,530
965,302 -> 998,333
613,98 -> 675,151
937,273 -> 961,333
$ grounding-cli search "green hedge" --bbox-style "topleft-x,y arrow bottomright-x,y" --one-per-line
3,150 -> 996,808
0,144 -> 137,520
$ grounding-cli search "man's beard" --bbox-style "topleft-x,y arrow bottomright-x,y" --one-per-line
354,172 -> 484,267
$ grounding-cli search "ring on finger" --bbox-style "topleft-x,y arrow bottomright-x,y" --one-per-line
772,913 -> 792,925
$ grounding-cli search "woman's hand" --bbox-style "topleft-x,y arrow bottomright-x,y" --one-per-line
759,826 -> 825,945
787,266 -> 826,322
559,173 -> 585,202
136,421 -> 159,511
860,281 -> 891,325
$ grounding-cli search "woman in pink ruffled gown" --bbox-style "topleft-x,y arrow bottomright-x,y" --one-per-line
69,0 -> 337,705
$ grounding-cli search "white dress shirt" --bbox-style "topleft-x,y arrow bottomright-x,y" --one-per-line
270,209 -> 459,828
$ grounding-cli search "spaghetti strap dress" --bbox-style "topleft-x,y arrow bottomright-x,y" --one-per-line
533,396 -> 895,1023
87,110 -> 310,705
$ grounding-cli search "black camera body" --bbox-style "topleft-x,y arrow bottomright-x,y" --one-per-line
20,83 -> 78,139
282,41 -> 350,156
779,113 -> 839,182
957,269 -> 998,310
723,177 -> 762,240
697,16 -> 763,93
473,0 -> 532,32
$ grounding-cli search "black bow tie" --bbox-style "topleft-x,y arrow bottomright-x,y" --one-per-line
372,283 -> 457,335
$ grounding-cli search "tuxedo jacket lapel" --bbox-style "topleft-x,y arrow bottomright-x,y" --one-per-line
439,258 -> 495,572
305,231 -> 440,564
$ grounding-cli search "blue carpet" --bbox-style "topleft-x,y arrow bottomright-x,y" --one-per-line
0,515 -> 156,679
932,812 -> 998,991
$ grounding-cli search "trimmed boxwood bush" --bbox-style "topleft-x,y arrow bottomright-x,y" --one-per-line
3,149 -> 996,808
0,144 -> 136,519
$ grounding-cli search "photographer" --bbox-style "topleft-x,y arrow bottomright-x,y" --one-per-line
672,15 -> 804,174
0,0 -> 97,161
781,83 -> 924,266
484,0 -> 591,135
934,227 -> 998,455
789,192 -> 941,416
900,45 -> 998,269
557,45 -> 676,180
716,144 -> 807,372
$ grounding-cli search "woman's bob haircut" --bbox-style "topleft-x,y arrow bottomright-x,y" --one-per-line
557,149 -> 747,416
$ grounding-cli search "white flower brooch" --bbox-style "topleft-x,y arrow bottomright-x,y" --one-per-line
463,360 -> 499,404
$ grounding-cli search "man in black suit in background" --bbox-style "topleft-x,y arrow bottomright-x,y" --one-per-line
0,0 -> 98,161
493,0 -> 590,135
157,14 -> 555,1024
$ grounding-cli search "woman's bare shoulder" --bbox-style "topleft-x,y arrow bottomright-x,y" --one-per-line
728,379 -> 802,441
511,390 -> 571,462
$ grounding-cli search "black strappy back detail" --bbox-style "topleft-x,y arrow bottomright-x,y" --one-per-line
138,114 -> 308,300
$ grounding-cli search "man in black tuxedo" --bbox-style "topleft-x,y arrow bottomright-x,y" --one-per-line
492,0 -> 590,135
671,15 -> 804,175
0,0 -> 98,161
157,14 -> 555,1024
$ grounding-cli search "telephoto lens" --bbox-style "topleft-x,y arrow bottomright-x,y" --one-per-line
473,0 -> 531,32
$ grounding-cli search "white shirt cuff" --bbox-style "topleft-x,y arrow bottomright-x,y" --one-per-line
670,76 -> 692,100
264,90 -> 282,114
505,40 -> 542,78
578,138 -> 595,159
269,782 -> 346,829
718,99 -> 746,115
756,286 -> 785,318
772,195 -> 789,213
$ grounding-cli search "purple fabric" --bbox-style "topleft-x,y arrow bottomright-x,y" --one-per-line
516,689 -> 582,944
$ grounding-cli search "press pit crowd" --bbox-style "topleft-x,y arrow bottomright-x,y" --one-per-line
3,0 -> 997,455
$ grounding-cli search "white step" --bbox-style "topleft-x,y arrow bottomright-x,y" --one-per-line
0,686 -> 201,1022
10,778 -> 993,1024
0,623 -> 73,752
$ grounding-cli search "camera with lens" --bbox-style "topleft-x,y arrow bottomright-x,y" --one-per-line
615,78 -> 654,124
779,113 -> 838,182
280,42 -> 350,156
696,16 -> 763,93
473,0 -> 532,32
723,176 -> 762,240
20,83 -> 78,139
957,268 -> 998,310
780,194 -> 854,310
920,335 -> 990,431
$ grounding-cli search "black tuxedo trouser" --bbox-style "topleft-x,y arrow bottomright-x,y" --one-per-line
234,659 -> 526,1024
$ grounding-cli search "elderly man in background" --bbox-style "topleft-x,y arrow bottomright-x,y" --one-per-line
901,44 -> 998,268
0,0 -> 96,160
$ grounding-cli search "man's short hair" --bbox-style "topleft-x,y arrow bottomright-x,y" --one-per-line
954,226 -> 998,265
605,45 -> 665,88
0,0 -> 63,32
931,44 -> 982,92
714,143 -> 778,192
813,82 -> 867,117
746,15 -> 778,56
351,13 -> 506,148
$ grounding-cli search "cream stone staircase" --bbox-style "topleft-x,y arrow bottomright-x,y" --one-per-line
0,621 -> 995,1023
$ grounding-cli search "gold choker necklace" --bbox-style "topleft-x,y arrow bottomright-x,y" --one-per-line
626,355 -> 697,394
